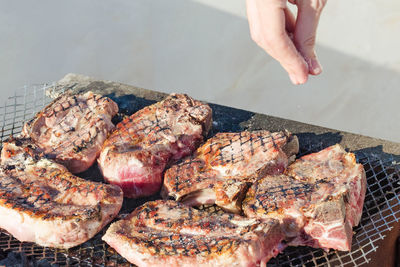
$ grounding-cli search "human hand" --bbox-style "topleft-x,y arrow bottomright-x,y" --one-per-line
246,0 -> 327,84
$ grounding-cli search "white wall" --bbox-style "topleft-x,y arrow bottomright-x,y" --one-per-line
1,0 -> 400,142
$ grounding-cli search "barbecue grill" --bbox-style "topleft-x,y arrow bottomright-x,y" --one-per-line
1,74 -> 399,266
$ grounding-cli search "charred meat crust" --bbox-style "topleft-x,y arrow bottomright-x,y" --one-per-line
162,130 -> 299,213
103,200 -> 284,267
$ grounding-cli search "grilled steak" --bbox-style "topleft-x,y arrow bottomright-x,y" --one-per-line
243,144 -> 366,251
98,93 -> 212,198
0,137 -> 123,249
22,91 -> 118,173
162,130 -> 299,213
103,200 -> 285,267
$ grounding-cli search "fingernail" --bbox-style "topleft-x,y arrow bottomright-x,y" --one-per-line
310,59 -> 323,75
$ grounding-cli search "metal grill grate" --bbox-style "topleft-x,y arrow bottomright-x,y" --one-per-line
1,84 -> 399,266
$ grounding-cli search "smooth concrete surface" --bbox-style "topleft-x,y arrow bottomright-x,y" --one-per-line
1,0 -> 399,142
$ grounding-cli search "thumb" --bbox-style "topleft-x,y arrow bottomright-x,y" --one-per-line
294,0 -> 327,75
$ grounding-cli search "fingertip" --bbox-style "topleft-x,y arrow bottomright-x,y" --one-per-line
288,60 -> 309,85
289,74 -> 298,84
308,58 -> 323,75
289,73 -> 308,85
298,74 -> 308,84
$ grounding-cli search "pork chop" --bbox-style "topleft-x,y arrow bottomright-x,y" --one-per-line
162,130 -> 299,213
102,200 -> 285,267
98,93 -> 212,198
0,137 -> 123,249
22,91 -> 118,173
243,144 -> 366,251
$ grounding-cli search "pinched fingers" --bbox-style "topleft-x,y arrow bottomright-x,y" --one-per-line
246,0 -> 327,84
247,0 -> 309,84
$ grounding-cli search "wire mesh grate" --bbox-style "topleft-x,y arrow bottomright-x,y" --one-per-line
1,84 -> 400,266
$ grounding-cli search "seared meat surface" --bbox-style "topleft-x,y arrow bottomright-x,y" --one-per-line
162,130 -> 298,213
243,144 -> 366,251
98,93 -> 212,198
103,200 -> 284,267
22,91 -> 118,173
0,137 -> 123,249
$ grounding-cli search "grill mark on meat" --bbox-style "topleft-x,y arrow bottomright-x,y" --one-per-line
98,93 -> 212,198
172,157 -> 204,193
0,137 -> 123,248
22,91 -> 118,173
116,230 -> 245,257
249,179 -> 332,213
270,132 -> 278,149
116,108 -> 173,146
1,166 -> 106,220
162,130 -> 299,213
102,200 -> 285,266
213,132 -> 282,165
243,144 -> 366,251
50,95 -> 81,133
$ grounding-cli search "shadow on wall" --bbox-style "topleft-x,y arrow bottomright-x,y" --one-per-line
1,0 -> 399,142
